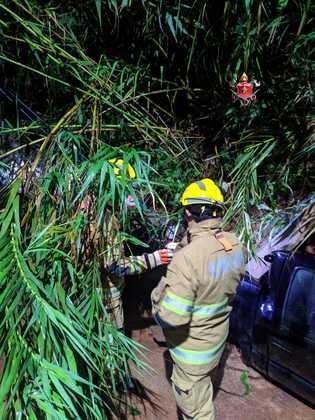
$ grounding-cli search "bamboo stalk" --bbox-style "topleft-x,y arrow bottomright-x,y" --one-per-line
25,96 -> 87,190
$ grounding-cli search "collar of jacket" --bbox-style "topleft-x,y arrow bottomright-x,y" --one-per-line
187,218 -> 222,240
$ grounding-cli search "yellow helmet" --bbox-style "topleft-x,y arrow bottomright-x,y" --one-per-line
108,158 -> 136,179
180,178 -> 224,207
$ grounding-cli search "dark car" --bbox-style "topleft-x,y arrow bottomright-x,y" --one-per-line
230,249 -> 315,406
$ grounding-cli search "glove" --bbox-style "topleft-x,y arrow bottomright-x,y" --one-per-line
153,249 -> 174,266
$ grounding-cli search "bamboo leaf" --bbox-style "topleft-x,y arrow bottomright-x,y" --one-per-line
166,13 -> 177,41
95,0 -> 102,27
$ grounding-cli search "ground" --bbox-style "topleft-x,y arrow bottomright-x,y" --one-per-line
126,322 -> 315,420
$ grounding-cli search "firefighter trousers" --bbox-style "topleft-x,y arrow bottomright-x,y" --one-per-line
171,363 -> 217,420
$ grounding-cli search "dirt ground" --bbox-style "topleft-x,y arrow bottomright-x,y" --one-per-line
126,322 -> 315,420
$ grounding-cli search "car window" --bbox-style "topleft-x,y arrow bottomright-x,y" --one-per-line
282,268 -> 315,344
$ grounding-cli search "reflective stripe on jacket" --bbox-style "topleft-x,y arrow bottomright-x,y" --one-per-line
151,218 -> 246,374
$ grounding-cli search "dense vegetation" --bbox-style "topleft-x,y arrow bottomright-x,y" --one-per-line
0,0 -> 314,417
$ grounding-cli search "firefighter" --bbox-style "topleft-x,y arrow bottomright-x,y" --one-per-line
151,178 -> 246,419
101,159 -> 173,331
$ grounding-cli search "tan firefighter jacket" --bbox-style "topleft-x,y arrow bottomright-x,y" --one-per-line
96,211 -> 160,306
151,218 -> 246,374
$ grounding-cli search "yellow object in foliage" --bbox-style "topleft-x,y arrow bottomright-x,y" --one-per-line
108,158 -> 136,179
180,178 -> 224,207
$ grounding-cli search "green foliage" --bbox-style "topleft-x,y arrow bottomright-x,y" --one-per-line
2,0 -> 313,248
223,133 -> 277,252
0,141 -> 160,417
240,370 -> 252,396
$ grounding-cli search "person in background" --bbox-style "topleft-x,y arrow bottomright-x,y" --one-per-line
79,159 -> 173,331
151,178 -> 246,420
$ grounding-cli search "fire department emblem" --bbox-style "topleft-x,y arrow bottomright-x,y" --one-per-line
232,72 -> 260,106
